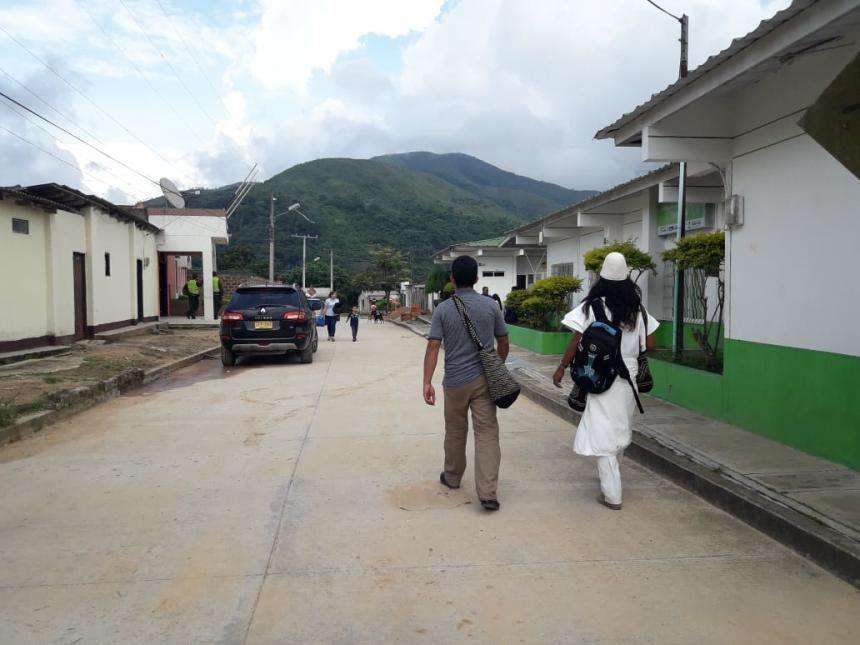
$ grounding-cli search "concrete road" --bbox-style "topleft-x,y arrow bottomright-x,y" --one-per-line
1,322 -> 858,644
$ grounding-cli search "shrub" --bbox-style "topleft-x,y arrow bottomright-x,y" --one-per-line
507,275 -> 582,331
584,240 -> 656,283
440,281 -> 455,300
504,288 -> 529,317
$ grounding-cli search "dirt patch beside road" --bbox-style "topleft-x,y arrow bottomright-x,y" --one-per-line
0,328 -> 219,426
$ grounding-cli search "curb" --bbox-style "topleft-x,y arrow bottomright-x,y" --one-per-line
0,345 -> 220,448
392,319 -> 428,339
512,369 -> 860,588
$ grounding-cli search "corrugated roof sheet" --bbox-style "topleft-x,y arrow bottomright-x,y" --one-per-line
595,0 -> 816,139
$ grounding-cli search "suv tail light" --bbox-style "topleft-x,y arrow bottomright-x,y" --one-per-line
221,311 -> 244,321
283,310 -> 307,323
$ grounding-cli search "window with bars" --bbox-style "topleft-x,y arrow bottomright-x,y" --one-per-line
551,262 -> 574,277
11,218 -> 29,234
104,253 -> 111,277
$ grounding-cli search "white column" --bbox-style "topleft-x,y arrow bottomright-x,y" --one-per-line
202,246 -> 214,320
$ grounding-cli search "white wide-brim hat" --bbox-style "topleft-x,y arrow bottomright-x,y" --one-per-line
599,251 -> 630,281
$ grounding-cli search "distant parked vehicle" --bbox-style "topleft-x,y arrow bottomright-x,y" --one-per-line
219,284 -> 322,366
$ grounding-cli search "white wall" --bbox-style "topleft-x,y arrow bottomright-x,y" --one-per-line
0,203 -> 50,343
475,254 -> 516,300
729,134 -> 860,355
86,208 -> 136,327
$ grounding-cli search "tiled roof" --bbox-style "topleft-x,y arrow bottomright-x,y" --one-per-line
21,183 -> 160,232
595,0 -> 816,139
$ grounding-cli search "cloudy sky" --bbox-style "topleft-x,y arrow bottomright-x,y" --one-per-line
0,0 -> 789,203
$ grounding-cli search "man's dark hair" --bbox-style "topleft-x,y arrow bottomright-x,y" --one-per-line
450,255 -> 478,287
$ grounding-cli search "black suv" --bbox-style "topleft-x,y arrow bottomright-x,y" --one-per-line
220,284 -> 322,366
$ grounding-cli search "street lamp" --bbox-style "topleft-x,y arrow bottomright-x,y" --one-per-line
269,198 -> 315,282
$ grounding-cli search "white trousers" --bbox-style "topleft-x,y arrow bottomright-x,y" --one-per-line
596,454 -> 622,505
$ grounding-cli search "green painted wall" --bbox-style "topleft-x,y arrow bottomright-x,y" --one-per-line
508,325 -> 572,355
649,339 -> 860,471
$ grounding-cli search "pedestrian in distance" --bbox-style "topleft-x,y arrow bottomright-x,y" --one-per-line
212,271 -> 222,319
324,291 -> 341,341
423,255 -> 510,512
552,252 -> 658,511
370,301 -> 379,324
347,306 -> 360,341
481,286 -> 491,298
183,272 -> 200,319
491,293 -> 503,311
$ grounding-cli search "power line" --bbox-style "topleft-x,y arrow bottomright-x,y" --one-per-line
76,0 -> 207,146
0,22 -> 177,168
0,89 -> 160,188
118,0 -> 217,126
153,0 -> 230,117
0,65 -> 107,146
644,0 -> 681,22
0,124 -> 147,201
0,100 -> 148,200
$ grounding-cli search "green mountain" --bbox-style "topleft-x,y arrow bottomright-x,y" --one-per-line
176,157 -> 527,279
373,151 -> 596,219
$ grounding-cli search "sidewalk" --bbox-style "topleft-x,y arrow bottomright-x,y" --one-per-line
396,316 -> 860,585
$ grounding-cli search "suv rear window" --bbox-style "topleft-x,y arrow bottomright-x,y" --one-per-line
230,289 -> 302,308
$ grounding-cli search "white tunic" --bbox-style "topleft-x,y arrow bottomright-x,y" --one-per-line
561,300 -> 660,457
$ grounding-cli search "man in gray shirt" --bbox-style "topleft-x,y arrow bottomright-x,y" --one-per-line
423,256 -> 509,511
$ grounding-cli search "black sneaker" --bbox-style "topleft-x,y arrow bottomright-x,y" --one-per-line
480,499 -> 500,511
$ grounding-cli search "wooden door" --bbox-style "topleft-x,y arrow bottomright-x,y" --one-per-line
73,253 -> 87,340
136,259 -> 144,321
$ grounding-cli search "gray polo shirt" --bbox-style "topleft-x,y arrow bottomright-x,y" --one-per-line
428,288 -> 508,388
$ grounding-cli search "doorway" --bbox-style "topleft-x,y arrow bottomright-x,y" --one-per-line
136,259 -> 144,321
72,252 -> 87,340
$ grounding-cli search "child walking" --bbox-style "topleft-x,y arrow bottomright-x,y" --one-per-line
552,252 -> 658,510
347,306 -> 360,341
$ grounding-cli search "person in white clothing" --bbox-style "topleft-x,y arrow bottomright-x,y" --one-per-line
552,252 -> 659,510
324,292 -> 341,341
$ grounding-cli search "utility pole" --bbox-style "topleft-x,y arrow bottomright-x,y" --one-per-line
679,14 -> 689,78
329,250 -> 333,291
268,194 -> 275,283
292,234 -> 318,289
646,2 -> 690,357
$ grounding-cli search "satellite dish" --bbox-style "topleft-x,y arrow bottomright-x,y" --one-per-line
159,177 -> 185,209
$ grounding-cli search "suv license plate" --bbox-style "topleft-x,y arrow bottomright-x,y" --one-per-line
254,321 -> 273,330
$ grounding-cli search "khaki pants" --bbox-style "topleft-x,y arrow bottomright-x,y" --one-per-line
443,375 -> 500,501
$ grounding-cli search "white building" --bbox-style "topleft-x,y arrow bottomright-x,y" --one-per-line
0,184 -> 160,351
502,164 -> 724,317
594,0 -> 860,469
0,185 -> 230,352
144,207 -> 229,321
431,236 -> 546,301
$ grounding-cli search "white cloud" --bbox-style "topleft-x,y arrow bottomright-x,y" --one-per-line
1,0 -> 793,200
248,0 -> 444,91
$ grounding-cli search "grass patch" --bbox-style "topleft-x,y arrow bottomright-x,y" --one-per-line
650,348 -> 723,374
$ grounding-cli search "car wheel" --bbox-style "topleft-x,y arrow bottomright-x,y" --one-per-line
300,343 -> 314,364
221,346 -> 236,367
312,336 -> 318,353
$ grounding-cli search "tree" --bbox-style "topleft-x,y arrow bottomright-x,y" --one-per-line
584,240 -> 657,283
425,265 -> 450,294
219,244 -> 256,272
662,231 -> 725,367
370,246 -> 410,302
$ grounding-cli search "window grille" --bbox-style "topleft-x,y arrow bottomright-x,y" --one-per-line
11,218 -> 28,234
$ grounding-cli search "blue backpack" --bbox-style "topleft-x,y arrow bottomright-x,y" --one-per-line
569,300 -> 644,414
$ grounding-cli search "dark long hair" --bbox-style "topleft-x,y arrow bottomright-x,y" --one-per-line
582,277 -> 642,329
